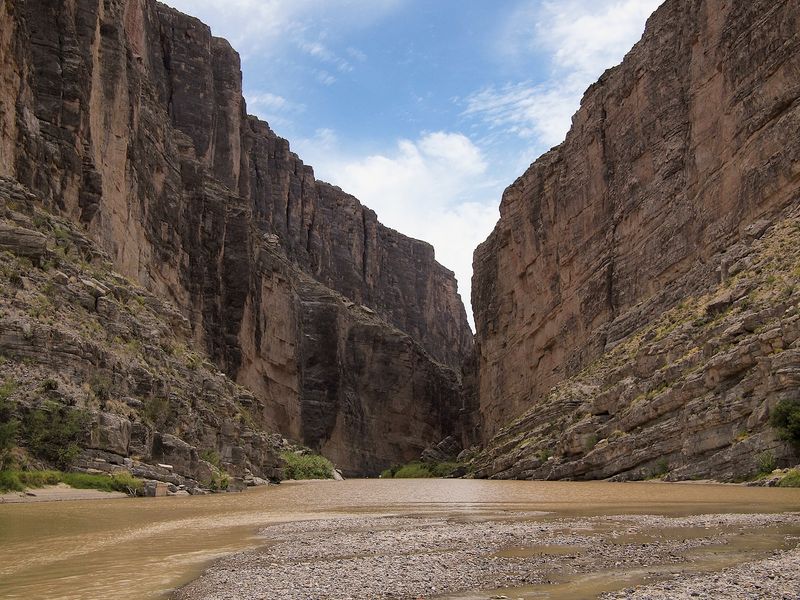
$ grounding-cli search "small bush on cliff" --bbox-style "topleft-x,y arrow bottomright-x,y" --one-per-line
281,451 -> 334,480
770,398 -> 800,446
200,448 -> 221,468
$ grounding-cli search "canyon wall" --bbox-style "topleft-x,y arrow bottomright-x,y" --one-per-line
472,0 -> 800,479
0,0 -> 472,475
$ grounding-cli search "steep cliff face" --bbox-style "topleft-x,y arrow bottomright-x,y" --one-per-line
0,0 -> 471,474
0,177 -> 285,489
473,0 -> 800,478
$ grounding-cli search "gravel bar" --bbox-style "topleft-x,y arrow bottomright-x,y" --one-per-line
176,512 -> 800,600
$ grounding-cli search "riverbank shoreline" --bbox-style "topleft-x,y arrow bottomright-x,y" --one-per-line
0,476 -> 775,505
2,479 -> 799,599
176,511 -> 800,600
0,483 -> 128,503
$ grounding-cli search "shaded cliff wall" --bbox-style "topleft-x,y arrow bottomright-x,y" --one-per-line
473,0 -> 800,449
0,0 -> 471,474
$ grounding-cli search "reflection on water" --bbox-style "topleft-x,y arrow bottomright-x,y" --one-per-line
0,479 -> 798,599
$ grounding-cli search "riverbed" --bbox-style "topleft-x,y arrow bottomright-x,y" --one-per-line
0,479 -> 798,599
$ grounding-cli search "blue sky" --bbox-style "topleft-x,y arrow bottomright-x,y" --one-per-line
163,0 -> 664,325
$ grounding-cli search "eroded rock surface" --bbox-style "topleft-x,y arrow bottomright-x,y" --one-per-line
0,0 -> 471,474
471,0 -> 800,479
0,179 -> 284,489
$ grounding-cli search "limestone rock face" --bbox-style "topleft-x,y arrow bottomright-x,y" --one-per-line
472,0 -> 800,478
0,0 -> 471,474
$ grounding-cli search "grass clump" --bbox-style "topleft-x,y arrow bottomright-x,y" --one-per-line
62,472 -> 144,495
0,470 -> 23,492
281,451 -> 334,480
17,470 -> 61,487
778,469 -> 800,488
756,451 -> 776,475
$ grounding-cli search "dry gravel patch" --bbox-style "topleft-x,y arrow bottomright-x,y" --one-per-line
176,512 -> 800,600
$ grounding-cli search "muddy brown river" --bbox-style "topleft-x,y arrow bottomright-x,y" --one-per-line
0,479 -> 798,599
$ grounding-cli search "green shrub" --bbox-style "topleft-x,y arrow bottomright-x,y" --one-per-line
207,471 -> 230,491
200,448 -> 221,468
770,399 -> 800,445
280,451 -> 334,480
17,470 -> 61,487
22,403 -> 88,469
143,396 -> 169,427
778,469 -> 800,488
392,462 -> 435,478
0,470 -> 23,492
649,458 -> 670,479
0,383 -> 19,470
381,461 -> 464,479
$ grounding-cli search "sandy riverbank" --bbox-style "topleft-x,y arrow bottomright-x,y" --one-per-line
0,483 -> 128,503
176,511 -> 800,600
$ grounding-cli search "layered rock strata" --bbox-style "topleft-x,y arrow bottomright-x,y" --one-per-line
0,178 -> 284,489
0,0 -> 471,474
474,205 -> 800,480
472,0 -> 800,478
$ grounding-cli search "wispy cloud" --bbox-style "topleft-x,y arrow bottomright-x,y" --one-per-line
466,0 -> 664,151
299,40 -> 354,73
244,91 -> 304,128
161,0 -> 401,59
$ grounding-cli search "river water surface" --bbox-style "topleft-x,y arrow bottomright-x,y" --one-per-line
0,479 -> 798,599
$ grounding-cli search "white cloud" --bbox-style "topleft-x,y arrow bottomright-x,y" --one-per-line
295,131 -> 505,328
244,91 -> 304,129
161,0 -> 401,60
299,40 -> 354,73
315,70 -> 338,86
466,0 -> 663,151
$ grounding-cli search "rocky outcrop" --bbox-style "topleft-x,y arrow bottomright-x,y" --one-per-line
471,0 -> 800,479
0,0 -> 471,474
0,178 -> 284,488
